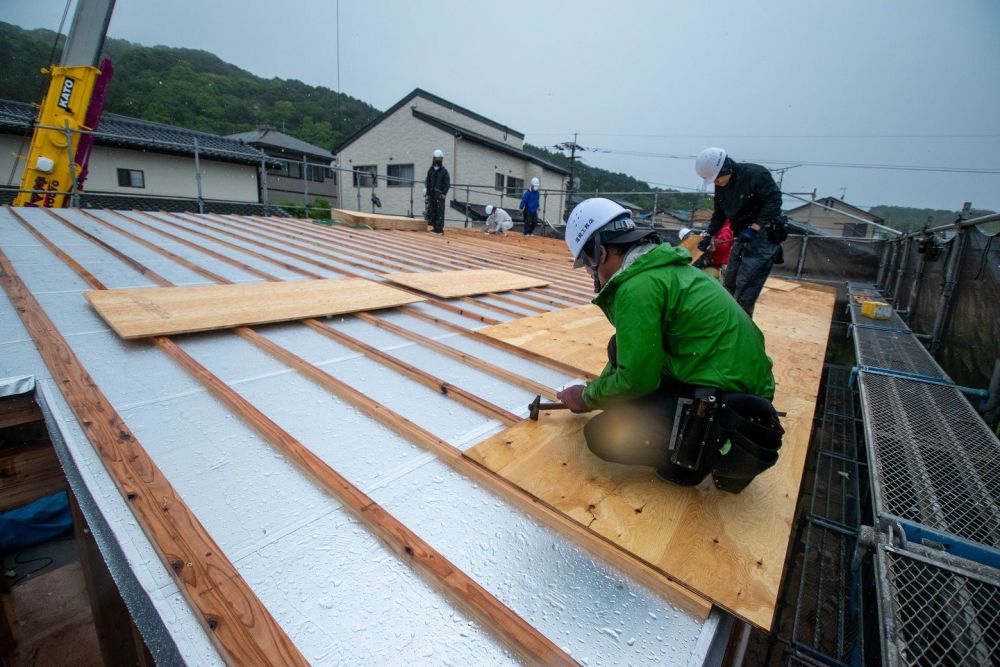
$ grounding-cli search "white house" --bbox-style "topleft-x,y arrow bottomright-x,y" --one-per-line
785,196 -> 885,238
333,89 -> 569,228
0,99 -> 277,214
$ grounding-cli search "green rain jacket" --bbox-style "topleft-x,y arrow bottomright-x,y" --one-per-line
582,243 -> 775,409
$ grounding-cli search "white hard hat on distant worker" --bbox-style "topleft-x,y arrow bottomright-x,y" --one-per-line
695,147 -> 727,188
531,177 -> 540,188
565,198 -> 654,269
432,149 -> 444,158
678,227 -> 692,239
485,205 -> 494,215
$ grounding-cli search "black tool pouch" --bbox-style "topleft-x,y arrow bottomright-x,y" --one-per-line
705,393 -> 784,494
667,388 -> 721,470
765,216 -> 789,244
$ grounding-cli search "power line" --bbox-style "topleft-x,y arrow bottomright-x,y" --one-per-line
527,132 -> 1000,140
581,148 -> 1000,175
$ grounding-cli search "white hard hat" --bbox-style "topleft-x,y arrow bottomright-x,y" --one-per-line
566,198 -> 636,268
530,177 -> 540,188
485,205 -> 494,215
679,227 -> 692,239
432,149 -> 444,158
695,147 -> 727,187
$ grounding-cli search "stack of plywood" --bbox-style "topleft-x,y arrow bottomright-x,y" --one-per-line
330,208 -> 427,231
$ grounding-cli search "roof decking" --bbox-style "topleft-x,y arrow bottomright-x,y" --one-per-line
0,207 -> 717,665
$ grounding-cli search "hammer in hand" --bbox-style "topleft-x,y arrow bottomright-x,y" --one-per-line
528,395 -> 568,421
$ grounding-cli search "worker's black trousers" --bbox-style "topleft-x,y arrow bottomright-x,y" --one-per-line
428,198 -> 446,233
523,210 -> 539,235
724,235 -> 781,316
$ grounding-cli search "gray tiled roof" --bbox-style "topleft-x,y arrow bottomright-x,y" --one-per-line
0,99 -> 274,166
227,128 -> 334,162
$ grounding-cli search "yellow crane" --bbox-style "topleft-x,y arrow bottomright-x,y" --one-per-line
14,0 -> 116,208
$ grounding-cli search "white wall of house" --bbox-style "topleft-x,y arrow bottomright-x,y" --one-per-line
788,201 -> 875,238
0,136 -> 259,202
86,147 -> 259,201
335,97 -> 567,226
411,94 -> 522,148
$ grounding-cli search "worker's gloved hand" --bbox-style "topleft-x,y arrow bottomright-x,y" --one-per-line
697,235 -> 713,252
557,385 -> 590,413
738,227 -> 758,243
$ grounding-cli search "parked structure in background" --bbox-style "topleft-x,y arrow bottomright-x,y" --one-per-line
227,126 -> 337,208
332,88 -> 569,226
0,98 -> 278,214
785,195 -> 885,238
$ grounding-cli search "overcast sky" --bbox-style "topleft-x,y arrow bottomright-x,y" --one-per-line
4,0 -> 999,212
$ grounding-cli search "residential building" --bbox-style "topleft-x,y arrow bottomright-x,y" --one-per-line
0,98 -> 278,214
227,126 -> 337,207
785,196 -> 884,238
333,88 -> 569,227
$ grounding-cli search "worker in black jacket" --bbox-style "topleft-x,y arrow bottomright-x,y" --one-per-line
695,147 -> 786,316
424,149 -> 451,235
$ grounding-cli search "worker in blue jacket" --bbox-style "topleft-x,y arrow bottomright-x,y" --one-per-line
519,177 -> 541,237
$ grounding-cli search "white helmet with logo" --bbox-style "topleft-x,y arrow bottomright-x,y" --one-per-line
432,149 -> 444,158
695,147 -> 727,187
485,205 -> 494,215
565,198 -> 654,269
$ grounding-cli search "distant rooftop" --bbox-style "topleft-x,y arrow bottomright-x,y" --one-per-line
227,126 -> 334,162
0,98 -> 274,166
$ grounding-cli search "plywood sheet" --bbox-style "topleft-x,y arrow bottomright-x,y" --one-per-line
85,278 -> 424,338
480,304 -> 611,377
764,277 -> 802,292
466,283 -> 836,630
331,209 -> 426,231
379,269 -> 549,298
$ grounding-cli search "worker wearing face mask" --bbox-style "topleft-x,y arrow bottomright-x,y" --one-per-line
425,149 -> 451,235
519,177 -> 541,237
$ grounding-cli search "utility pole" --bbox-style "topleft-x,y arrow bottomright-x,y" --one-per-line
554,132 -> 584,220
770,164 -> 801,190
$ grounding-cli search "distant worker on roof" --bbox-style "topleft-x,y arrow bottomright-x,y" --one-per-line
484,205 -> 513,236
519,177 -> 542,237
695,147 -> 788,316
425,149 -> 450,235
554,198 -> 784,493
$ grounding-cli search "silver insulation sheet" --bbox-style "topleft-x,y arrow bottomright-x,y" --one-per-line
0,207 -> 711,665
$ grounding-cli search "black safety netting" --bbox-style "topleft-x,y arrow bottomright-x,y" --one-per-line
882,230 -> 1000,388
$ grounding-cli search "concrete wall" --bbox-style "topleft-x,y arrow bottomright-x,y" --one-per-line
0,136 -> 259,202
335,102 -> 567,226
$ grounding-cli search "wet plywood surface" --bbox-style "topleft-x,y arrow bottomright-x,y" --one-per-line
379,269 -> 549,299
85,278 -> 423,338
466,282 -> 836,630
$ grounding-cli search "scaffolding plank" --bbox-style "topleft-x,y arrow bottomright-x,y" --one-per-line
84,278 -> 423,338
466,283 -> 836,630
379,269 -> 549,298
330,208 -> 426,231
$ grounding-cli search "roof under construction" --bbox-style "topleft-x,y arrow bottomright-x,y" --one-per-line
0,206 -> 836,664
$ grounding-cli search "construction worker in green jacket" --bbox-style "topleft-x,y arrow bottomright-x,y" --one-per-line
556,198 -> 783,493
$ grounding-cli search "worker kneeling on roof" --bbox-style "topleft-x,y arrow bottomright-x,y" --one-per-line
556,198 -> 784,493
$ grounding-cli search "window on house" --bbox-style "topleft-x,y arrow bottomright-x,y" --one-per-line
306,165 -> 325,183
494,173 -> 505,192
287,162 -> 303,179
116,168 -> 145,188
267,161 -> 289,176
386,164 -> 414,187
353,165 -> 377,187
505,176 -> 524,198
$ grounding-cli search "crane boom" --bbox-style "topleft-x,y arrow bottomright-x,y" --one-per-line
13,0 -> 116,208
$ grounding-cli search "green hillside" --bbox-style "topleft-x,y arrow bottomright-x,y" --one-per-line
0,21 -> 379,150
868,205 -> 996,233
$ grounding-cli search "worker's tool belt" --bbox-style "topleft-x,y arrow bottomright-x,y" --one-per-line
667,389 -> 784,494
764,216 -> 789,244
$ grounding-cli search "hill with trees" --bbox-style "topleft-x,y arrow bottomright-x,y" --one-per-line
868,205 -> 996,233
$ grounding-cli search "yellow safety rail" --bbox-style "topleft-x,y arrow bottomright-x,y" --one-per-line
14,64 -> 101,208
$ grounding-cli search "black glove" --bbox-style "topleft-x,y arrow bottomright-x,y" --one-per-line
697,235 -> 713,251
738,227 -> 758,243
